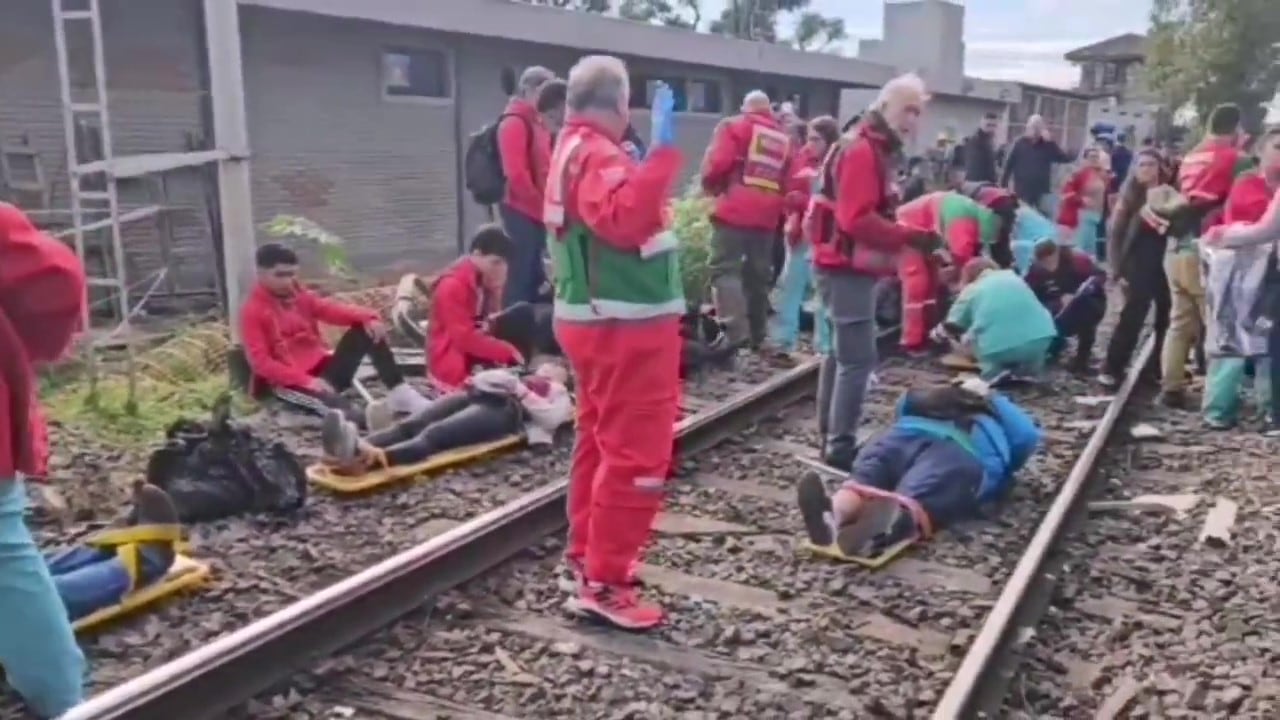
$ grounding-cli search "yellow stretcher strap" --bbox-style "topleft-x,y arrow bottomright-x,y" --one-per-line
72,555 -> 212,634
84,523 -> 182,548
800,537 -> 916,569
308,435 -> 524,494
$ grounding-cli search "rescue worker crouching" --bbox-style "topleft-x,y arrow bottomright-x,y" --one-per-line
894,191 -> 1002,353
797,379 -> 1041,557
544,55 -> 686,631
959,181 -> 1021,270
807,72 -> 940,472
702,90 -> 796,352
1024,238 -> 1107,374
933,258 -> 1057,381
426,224 -> 529,393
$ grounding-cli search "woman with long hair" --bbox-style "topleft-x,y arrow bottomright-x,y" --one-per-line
1099,149 -> 1173,388
1056,145 -> 1109,259
772,115 -> 841,353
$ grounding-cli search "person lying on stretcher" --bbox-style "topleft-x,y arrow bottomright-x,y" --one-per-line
320,363 -> 574,475
797,379 -> 1041,558
47,482 -> 183,622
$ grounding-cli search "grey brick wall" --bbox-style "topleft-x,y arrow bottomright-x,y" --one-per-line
241,7 -> 461,278
0,0 -> 215,303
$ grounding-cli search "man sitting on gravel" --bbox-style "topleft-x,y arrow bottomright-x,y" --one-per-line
797,378 -> 1041,558
241,243 -> 431,427
320,362 -> 573,475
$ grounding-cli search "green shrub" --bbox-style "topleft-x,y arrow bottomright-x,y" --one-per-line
671,183 -> 715,307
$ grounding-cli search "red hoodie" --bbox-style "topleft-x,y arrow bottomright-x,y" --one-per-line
701,110 -> 794,232
427,260 -> 521,388
810,114 -> 921,277
1056,166 -> 1106,228
240,283 -> 378,391
784,146 -> 821,245
1223,173 -> 1272,225
0,203 -> 86,478
498,98 -> 554,221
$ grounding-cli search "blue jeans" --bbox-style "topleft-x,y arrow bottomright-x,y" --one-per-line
498,204 -> 548,308
0,480 -> 85,717
49,544 -> 169,622
850,429 -> 984,530
771,242 -> 830,352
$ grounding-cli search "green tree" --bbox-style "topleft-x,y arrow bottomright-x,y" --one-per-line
617,0 -> 703,29
1146,0 -> 1280,132
790,11 -> 847,51
708,0 -> 806,43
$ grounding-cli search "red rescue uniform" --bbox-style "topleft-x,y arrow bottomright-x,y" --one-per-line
427,259 -> 522,389
783,147 -> 821,246
1056,166 -> 1107,229
1223,173 -> 1272,225
240,283 -> 379,394
544,117 -> 685,593
808,114 -> 920,277
0,203 -> 86,478
1178,136 -> 1243,232
700,110 -> 794,232
497,97 -> 554,222
895,192 -> 997,348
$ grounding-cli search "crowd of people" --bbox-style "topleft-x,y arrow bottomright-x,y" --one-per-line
4,48 -> 1279,717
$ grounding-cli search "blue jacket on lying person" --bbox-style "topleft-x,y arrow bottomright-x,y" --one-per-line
797,380 -> 1042,558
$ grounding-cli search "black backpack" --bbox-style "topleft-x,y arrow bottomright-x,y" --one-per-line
464,113 -> 532,206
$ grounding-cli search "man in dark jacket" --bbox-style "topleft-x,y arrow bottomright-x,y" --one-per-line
962,113 -> 1000,183
1000,114 -> 1071,215
1024,238 -> 1106,373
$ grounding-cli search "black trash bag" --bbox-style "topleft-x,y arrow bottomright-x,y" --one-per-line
142,397 -> 307,523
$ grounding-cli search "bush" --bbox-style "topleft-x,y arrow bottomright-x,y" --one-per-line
671,182 -> 715,307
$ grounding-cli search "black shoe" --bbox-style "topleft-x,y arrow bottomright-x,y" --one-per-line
131,482 -> 179,572
822,446 -> 856,473
796,472 -> 836,546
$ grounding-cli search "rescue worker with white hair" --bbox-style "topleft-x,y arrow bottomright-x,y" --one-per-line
701,89 -> 797,352
805,73 -> 941,471
544,55 -> 685,631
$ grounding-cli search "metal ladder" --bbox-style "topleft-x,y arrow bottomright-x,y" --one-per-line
51,0 -> 136,405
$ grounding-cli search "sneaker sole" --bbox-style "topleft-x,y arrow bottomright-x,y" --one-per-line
321,410 -> 350,460
796,472 -> 835,547
571,601 -> 663,631
834,496 -> 902,557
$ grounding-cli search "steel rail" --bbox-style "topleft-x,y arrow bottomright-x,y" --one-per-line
61,355 -> 834,720
931,334 -> 1156,719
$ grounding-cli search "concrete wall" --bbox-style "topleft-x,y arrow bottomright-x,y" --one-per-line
241,7 -> 461,277
0,0 -> 216,301
912,96 -> 1008,157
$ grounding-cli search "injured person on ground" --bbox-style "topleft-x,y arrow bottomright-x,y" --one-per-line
241,242 -> 430,426
47,482 -> 184,623
797,379 -> 1041,560
319,362 -> 574,475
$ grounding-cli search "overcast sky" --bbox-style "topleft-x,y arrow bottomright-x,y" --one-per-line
703,0 -> 1154,89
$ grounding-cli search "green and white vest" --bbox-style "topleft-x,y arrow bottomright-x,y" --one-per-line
543,131 -> 685,323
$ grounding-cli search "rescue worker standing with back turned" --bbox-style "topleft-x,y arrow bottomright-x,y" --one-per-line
1160,103 -> 1249,408
0,202 -> 88,717
545,56 -> 685,631
702,90 -> 794,352
894,190 -> 1001,353
806,73 -> 939,471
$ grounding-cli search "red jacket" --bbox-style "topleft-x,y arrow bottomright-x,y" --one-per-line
700,110 -> 794,232
1223,172 -> 1271,225
547,117 -> 684,255
240,283 -> 378,391
498,98 -> 554,221
784,148 -> 821,245
1179,136 -> 1242,232
896,192 -> 988,269
810,114 -> 920,277
427,259 -> 521,388
0,203 -> 86,478
1056,166 -> 1106,228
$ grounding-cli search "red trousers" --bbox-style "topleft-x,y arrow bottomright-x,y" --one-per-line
555,316 -> 682,586
899,248 -> 941,349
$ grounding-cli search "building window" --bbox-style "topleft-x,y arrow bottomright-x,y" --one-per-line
1102,62 -> 1124,86
687,79 -> 723,114
383,48 -> 449,99
631,76 -> 727,114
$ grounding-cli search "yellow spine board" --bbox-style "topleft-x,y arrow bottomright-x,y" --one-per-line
307,435 -> 525,494
73,555 -> 211,634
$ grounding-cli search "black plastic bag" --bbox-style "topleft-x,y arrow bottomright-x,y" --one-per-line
143,397 -> 307,523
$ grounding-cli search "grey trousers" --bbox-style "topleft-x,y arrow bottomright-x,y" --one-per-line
814,270 -> 879,461
710,221 -> 775,346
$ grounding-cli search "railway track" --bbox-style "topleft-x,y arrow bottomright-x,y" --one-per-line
42,307 -> 1269,712
1,357 -> 777,720
45,315 -> 1182,720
